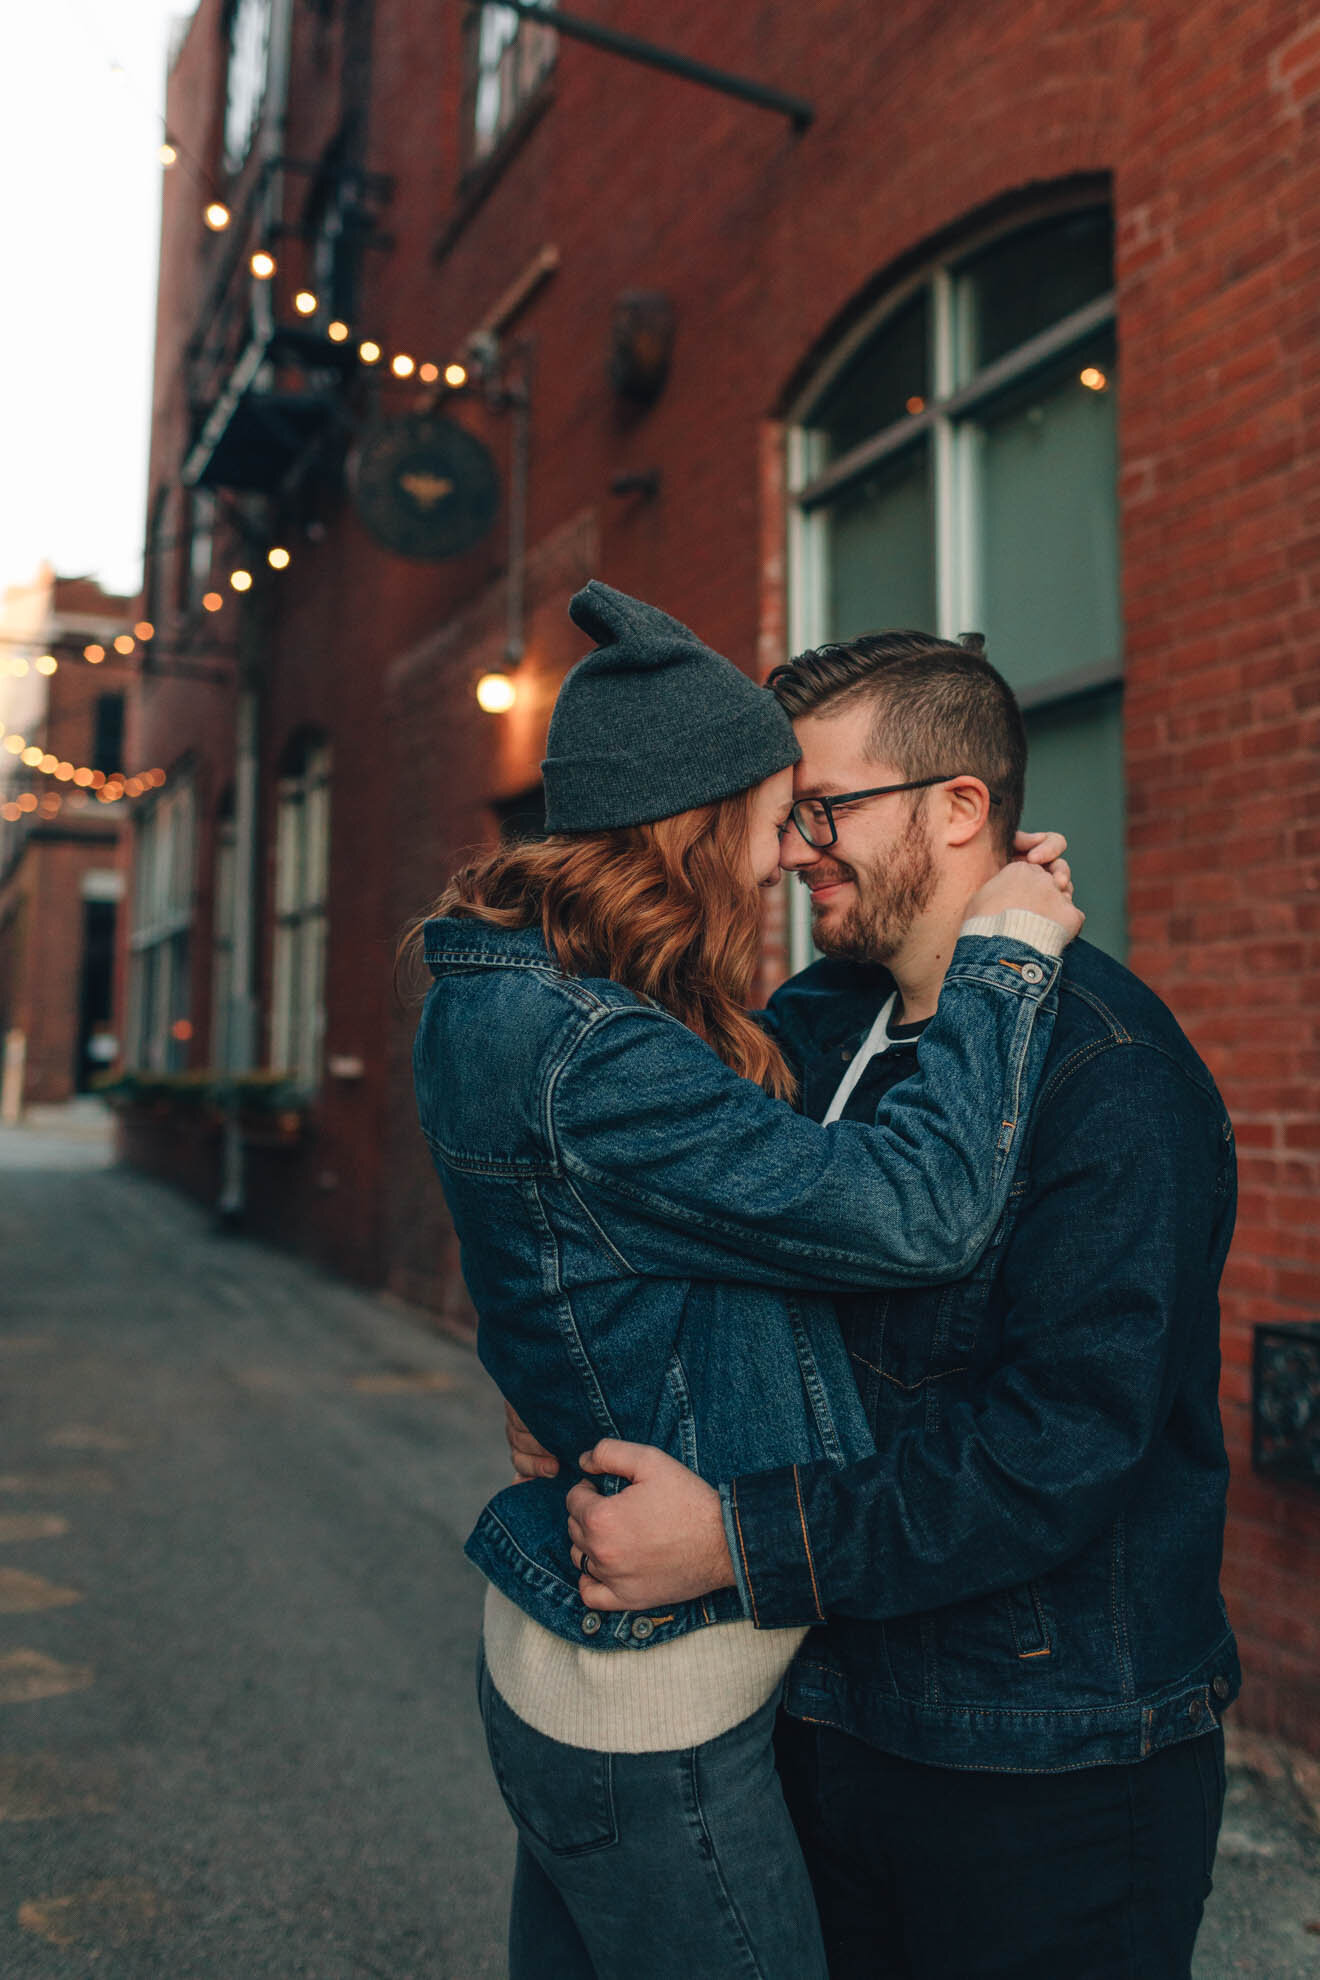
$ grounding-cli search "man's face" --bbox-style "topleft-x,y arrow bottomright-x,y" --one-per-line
780,707 -> 938,965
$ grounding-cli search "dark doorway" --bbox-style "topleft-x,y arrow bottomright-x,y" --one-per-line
76,898 -> 118,1091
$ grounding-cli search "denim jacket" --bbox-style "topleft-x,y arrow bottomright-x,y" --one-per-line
414,916 -> 1061,1652
725,940 -> 1241,1771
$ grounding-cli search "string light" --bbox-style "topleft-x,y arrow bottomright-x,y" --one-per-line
114,634 -> 135,655
250,250 -> 277,280
1080,367 -> 1107,392
3,736 -> 22,754
267,547 -> 291,570
294,291 -> 318,316
391,353 -> 416,379
36,655 -> 58,675
0,718 -> 167,804
202,591 -> 223,613
135,621 -> 154,641
444,363 -> 469,389
21,746 -> 41,766
84,644 -> 105,664
906,395 -> 926,415
159,142 -> 178,167
204,201 -> 232,231
327,321 -> 350,343
418,362 -> 439,384
359,340 -> 381,365
476,672 -> 517,714
229,569 -> 253,592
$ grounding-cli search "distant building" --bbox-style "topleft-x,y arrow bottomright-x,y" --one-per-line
127,1 -> 1320,1749
0,569 -> 137,1115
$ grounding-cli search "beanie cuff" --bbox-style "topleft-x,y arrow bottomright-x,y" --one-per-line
543,693 -> 799,832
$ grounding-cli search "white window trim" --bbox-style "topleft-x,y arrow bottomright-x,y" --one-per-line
269,741 -> 330,1093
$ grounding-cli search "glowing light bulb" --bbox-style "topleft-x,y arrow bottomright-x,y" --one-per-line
55,762 -> 74,782
906,395 -> 926,415
391,353 -> 416,378
359,340 -> 381,365
3,735 -> 22,753
160,142 -> 178,167
39,754 -> 57,774
476,672 -> 517,714
21,746 -> 42,767
418,362 -> 439,383
267,546 -> 290,570
84,643 -> 105,664
114,634 -> 135,654
294,290 -> 318,316
1,803 -> 20,823
444,362 -> 468,389
229,569 -> 253,592
17,793 -> 37,813
1080,367 -> 1107,392
327,320 -> 350,343
74,767 -> 93,787
202,591 -> 223,613
250,250 -> 277,279
204,201 -> 231,231
134,621 -> 155,640
35,654 -> 58,675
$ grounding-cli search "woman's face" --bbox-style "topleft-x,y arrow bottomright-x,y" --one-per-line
745,767 -> 796,889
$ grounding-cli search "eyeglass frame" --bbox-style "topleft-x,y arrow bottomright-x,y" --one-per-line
786,774 -> 1003,849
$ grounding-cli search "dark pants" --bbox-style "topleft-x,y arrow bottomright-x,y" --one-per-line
774,1713 -> 1226,1980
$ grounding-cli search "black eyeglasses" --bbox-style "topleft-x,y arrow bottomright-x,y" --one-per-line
787,775 -> 1002,849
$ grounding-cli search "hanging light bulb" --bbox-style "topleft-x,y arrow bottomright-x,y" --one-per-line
391,353 -> 416,379
327,321 -> 350,343
204,201 -> 231,231
267,546 -> 291,570
202,591 -> 223,613
229,569 -> 253,592
418,362 -> 439,384
134,621 -> 154,641
250,250 -> 277,279
35,655 -> 58,674
476,672 -> 517,714
160,141 -> 178,167
358,340 -> 381,365
294,290 -> 318,316
114,634 -> 135,654
84,644 -> 105,664
444,362 -> 469,389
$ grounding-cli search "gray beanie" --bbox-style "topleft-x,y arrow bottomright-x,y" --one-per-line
541,581 -> 801,832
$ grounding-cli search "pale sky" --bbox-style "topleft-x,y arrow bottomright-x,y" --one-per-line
0,0 -> 194,601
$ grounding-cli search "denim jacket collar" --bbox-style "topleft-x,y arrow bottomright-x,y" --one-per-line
424,916 -> 555,973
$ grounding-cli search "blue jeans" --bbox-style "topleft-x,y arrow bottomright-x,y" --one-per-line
477,1649 -> 828,1980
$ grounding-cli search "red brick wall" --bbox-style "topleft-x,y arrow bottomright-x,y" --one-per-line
131,0 -> 1320,1744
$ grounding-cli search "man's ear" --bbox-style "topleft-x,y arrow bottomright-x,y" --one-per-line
942,777 -> 994,849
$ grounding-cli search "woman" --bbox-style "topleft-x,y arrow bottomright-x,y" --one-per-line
409,582 -> 1079,1980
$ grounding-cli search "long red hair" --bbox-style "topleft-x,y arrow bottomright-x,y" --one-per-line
400,788 -> 794,1099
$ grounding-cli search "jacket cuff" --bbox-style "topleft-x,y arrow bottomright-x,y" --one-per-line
723,1466 -> 828,1630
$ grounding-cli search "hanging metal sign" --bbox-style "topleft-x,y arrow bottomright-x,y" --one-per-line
348,414 -> 500,560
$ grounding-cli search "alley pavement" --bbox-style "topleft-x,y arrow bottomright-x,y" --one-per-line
0,1110 -> 1317,1977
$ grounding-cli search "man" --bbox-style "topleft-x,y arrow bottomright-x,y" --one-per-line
524,632 -> 1238,1979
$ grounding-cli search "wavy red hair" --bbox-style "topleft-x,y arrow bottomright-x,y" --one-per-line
401,788 -> 794,1099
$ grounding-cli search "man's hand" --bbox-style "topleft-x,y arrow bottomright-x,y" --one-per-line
565,1440 -> 736,1611
505,1401 -> 560,1482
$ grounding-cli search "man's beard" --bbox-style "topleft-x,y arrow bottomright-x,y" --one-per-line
806,806 -> 937,965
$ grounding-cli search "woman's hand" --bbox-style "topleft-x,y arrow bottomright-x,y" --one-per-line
1013,829 -> 1072,899
505,1401 -> 559,1482
964,855 -> 1085,942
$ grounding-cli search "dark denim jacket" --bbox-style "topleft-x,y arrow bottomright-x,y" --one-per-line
726,940 -> 1241,1771
413,916 -> 1061,1652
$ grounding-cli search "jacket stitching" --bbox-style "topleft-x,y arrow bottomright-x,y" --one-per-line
729,1487 -> 760,1629
792,1464 -> 826,1621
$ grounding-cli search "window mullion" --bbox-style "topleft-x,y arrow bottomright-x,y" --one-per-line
931,270 -> 961,640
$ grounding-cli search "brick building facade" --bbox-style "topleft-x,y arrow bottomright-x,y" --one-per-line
124,1 -> 1319,1747
0,570 -> 136,1113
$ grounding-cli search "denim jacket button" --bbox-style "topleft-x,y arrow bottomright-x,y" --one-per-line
1188,1697 -> 1204,1722
1020,962 -> 1045,985
630,1617 -> 655,1641
581,1612 -> 602,1635
1212,1675 -> 1231,1701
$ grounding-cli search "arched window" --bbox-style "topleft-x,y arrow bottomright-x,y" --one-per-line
270,734 -> 330,1090
788,201 -> 1123,960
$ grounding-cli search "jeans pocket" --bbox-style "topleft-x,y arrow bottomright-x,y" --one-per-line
480,1660 -> 618,1858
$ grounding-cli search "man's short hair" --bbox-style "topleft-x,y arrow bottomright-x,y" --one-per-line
768,631 -> 1027,854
